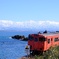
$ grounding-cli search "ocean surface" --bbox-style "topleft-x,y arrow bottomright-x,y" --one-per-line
0,31 -> 37,59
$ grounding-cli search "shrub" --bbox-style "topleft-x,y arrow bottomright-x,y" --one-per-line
34,46 -> 59,59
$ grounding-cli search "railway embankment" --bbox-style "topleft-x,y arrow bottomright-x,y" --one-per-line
19,46 -> 59,59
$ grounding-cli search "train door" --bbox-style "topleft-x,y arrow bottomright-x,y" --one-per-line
46,38 -> 51,50
51,38 -> 53,46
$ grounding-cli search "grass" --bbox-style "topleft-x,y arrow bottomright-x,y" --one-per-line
20,46 -> 59,59
34,46 -> 59,59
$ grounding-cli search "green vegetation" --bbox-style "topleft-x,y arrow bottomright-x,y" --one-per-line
34,46 -> 59,59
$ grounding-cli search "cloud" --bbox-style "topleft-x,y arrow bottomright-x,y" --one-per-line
0,20 -> 59,31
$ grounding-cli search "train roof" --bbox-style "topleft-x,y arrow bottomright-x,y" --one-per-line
39,32 -> 59,36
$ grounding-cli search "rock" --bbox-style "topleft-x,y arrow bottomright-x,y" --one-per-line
11,35 -> 28,41
22,37 -> 28,41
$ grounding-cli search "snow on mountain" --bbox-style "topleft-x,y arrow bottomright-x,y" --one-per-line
0,20 -> 59,31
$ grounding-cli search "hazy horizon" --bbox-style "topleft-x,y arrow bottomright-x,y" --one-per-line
0,20 -> 59,31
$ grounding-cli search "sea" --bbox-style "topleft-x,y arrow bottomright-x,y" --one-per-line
0,30 -> 37,59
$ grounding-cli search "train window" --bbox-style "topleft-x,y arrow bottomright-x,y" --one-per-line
39,37 -> 46,41
48,39 -> 50,44
28,35 -> 33,40
34,38 -> 38,42
54,38 -> 59,42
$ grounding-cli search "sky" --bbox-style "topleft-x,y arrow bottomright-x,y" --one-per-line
0,0 -> 59,31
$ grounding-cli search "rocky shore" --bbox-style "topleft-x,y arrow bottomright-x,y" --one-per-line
11,35 -> 28,41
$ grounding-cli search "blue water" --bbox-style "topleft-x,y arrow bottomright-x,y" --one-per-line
0,31 -> 37,59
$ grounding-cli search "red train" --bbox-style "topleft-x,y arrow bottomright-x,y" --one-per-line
28,32 -> 59,54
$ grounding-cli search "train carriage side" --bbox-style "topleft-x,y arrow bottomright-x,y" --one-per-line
43,35 -> 54,51
52,34 -> 59,46
44,34 -> 59,51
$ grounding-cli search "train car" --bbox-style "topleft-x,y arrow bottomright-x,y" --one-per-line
28,33 -> 59,54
